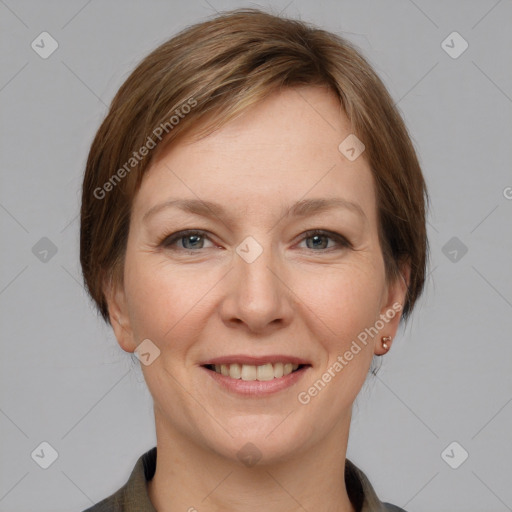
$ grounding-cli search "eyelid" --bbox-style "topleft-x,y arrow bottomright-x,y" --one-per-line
295,229 -> 352,250
160,229 -> 215,249
160,228 -> 351,252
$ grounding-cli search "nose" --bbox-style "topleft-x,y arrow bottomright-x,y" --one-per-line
219,243 -> 294,334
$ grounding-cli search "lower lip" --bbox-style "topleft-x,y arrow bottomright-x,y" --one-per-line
202,366 -> 310,396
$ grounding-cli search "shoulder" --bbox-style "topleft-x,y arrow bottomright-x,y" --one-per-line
81,494 -> 122,512
81,485 -> 126,512
382,503 -> 408,512
81,447 -> 157,512
345,458 -> 409,512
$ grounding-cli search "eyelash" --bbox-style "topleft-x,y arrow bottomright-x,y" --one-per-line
159,229 -> 351,254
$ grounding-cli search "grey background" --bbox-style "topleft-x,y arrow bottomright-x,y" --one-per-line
1,0 -> 511,511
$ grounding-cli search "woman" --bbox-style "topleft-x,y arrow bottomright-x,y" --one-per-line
80,8 -> 428,512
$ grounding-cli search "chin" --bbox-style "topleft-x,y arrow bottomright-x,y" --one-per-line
203,417 -> 314,466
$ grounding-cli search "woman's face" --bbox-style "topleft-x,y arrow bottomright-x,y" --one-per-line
109,86 -> 406,464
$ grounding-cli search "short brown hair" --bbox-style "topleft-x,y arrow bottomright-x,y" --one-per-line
80,8 -> 429,324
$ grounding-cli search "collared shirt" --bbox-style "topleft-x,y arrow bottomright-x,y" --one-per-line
83,447 -> 407,512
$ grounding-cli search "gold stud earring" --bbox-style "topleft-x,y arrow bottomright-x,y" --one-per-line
381,336 -> 391,350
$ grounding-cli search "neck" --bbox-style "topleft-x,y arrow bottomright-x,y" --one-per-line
147,410 -> 356,512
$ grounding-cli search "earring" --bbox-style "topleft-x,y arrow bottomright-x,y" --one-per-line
381,336 -> 391,350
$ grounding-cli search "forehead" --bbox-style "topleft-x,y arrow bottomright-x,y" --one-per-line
133,86 -> 377,226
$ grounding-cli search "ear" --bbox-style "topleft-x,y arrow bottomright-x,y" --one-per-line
103,273 -> 136,353
374,261 -> 410,356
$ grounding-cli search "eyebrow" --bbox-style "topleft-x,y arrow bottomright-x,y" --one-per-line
142,197 -> 366,224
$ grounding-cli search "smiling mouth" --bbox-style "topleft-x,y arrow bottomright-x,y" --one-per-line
203,362 -> 309,381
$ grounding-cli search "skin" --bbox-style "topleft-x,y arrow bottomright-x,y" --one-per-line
106,85 -> 409,512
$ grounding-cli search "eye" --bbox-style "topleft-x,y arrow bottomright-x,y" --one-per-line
297,230 -> 351,251
160,230 -> 215,251
159,229 -> 351,253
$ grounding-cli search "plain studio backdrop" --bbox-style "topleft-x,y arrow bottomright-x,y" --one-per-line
0,1 -> 511,511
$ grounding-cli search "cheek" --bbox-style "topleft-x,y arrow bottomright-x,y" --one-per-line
294,259 -> 385,378
289,261 -> 386,432
123,253 -> 220,348
304,269 -> 383,386
293,258 -> 386,339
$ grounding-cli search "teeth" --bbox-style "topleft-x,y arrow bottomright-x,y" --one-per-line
274,362 -> 284,378
257,363 -> 274,381
212,362 -> 301,380
229,363 -> 241,379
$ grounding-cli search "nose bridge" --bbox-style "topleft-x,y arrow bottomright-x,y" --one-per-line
239,245 -> 278,299
223,235 -> 292,331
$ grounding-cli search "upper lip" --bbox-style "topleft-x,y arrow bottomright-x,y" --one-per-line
200,355 -> 311,366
